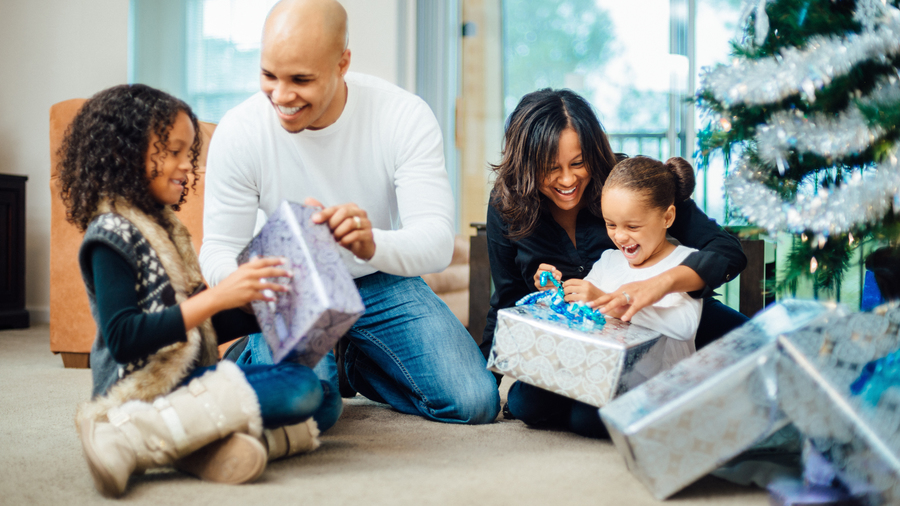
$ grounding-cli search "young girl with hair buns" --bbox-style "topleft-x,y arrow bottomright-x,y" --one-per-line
540,155 -> 702,356
490,89 -> 746,438
510,155 -> 704,437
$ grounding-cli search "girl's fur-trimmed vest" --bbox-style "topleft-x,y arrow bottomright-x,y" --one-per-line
76,200 -> 219,427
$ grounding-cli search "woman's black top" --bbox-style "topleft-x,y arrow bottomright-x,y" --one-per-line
89,243 -> 261,364
481,197 -> 747,357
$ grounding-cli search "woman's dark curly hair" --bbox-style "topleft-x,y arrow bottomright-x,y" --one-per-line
58,84 -> 201,231
490,88 -> 619,240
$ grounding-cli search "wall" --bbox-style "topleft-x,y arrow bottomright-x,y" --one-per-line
344,0 -> 417,91
0,0 -> 129,323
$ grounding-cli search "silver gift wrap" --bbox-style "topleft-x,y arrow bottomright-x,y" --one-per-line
599,300 -> 843,500
238,200 -> 365,366
487,305 -> 666,407
777,306 -> 900,505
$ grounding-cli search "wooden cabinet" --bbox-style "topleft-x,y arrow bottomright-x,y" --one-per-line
0,174 -> 29,329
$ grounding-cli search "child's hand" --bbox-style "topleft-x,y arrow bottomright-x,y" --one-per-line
561,279 -> 603,303
533,264 -> 562,291
209,257 -> 292,312
180,257 -> 292,332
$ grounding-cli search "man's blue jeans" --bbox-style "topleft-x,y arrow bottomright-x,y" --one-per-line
239,272 -> 500,425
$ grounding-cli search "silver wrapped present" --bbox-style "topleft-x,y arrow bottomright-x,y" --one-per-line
777,306 -> 900,505
238,200 -> 365,366
487,304 -> 666,407
599,300 -> 843,500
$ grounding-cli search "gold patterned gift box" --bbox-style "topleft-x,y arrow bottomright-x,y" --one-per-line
777,306 -> 900,505
599,300 -> 843,500
487,304 -> 666,408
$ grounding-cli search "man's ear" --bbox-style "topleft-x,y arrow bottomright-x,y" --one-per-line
664,205 -> 676,228
339,49 -> 351,76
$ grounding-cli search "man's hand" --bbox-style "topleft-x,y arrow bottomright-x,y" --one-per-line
306,197 -> 376,261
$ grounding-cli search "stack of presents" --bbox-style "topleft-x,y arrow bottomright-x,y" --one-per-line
235,200 -> 898,504
488,293 -> 900,504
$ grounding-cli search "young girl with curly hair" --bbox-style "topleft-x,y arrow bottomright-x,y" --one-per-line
59,84 -> 335,497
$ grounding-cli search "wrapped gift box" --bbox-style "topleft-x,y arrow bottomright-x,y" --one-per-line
599,300 -> 845,500
777,306 -> 900,505
767,478 -> 864,506
487,304 -> 666,407
238,200 -> 364,366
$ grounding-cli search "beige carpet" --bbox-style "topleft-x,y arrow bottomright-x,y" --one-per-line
0,325 -> 768,505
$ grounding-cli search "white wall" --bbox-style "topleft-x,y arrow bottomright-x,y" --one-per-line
343,0 -> 417,91
0,0 -> 411,323
0,0 -> 129,323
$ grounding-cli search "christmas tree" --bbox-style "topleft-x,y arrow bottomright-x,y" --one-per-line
696,0 -> 900,299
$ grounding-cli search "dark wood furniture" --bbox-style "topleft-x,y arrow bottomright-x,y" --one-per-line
724,226 -> 776,318
468,223 -> 490,344
0,174 -> 29,329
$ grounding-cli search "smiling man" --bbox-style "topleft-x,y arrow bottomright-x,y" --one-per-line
200,0 -> 500,428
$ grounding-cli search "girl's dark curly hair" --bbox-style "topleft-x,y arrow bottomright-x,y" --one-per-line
490,88 -> 619,240
58,84 -> 201,231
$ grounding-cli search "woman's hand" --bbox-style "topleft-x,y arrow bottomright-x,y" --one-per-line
562,278 -> 603,304
588,265 -> 704,322
589,278 -> 665,321
181,257 -> 292,331
533,263 -> 562,291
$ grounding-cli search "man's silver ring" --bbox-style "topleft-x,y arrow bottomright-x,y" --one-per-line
353,216 -> 362,230
623,292 -> 631,304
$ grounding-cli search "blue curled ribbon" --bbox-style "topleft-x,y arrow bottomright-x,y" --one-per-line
515,272 -> 606,332
539,270 -> 564,298
850,347 -> 900,406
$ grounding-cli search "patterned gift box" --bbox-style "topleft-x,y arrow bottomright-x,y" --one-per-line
777,306 -> 900,505
238,200 -> 365,366
487,304 -> 666,407
767,478 -> 863,506
599,300 -> 844,500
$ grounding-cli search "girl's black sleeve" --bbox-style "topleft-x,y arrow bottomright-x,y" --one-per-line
668,199 -> 747,298
90,244 -> 187,363
91,246 -> 261,364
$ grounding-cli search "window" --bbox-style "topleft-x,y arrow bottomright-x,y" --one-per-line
130,0 -> 277,124
501,0 -> 743,223
186,0 -> 278,122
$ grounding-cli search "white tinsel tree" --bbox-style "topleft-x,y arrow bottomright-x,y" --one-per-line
696,0 -> 900,297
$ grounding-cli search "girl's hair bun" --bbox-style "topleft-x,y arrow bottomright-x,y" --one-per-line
664,157 -> 696,203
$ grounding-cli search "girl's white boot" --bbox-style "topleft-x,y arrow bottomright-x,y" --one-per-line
79,361 -> 264,497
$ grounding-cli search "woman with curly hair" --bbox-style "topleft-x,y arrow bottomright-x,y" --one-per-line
59,84 -> 332,497
485,88 -> 749,438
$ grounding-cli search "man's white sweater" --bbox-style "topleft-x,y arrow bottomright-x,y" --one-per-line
200,72 -> 455,285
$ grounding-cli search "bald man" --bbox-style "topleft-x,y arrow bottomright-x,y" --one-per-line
200,0 -> 501,427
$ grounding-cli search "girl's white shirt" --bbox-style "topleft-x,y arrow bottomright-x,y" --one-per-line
584,244 -> 702,372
